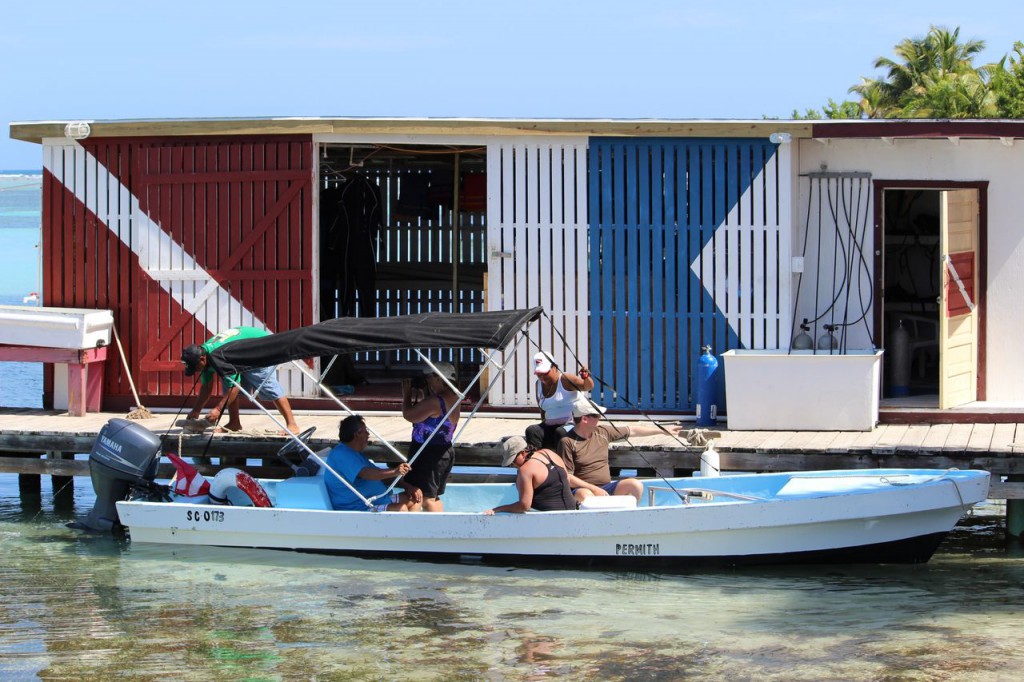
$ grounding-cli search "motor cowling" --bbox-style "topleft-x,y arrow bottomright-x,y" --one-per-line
78,418 -> 162,532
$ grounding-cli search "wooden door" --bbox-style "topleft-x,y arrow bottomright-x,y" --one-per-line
588,138 -> 785,410
485,139 -> 589,406
939,189 -> 979,408
131,138 -> 315,397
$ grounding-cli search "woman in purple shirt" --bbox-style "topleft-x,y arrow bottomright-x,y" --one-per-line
401,362 -> 461,512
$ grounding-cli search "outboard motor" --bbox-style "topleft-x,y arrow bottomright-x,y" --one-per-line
77,418 -> 163,532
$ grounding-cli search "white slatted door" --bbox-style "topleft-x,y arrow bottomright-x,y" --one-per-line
485,139 -> 589,407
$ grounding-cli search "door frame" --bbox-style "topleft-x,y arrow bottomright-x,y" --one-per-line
872,179 -> 989,401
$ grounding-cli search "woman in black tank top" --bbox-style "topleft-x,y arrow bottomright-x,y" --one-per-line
485,441 -> 576,514
526,451 -> 576,511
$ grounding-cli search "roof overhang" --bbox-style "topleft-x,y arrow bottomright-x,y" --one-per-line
812,119 -> 1024,142
9,116 -> 813,145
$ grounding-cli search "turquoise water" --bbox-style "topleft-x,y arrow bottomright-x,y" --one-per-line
0,173 -> 43,297
3,173 -> 1024,679
2,474 -> 1022,680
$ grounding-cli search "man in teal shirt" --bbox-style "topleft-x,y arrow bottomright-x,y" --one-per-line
181,326 -> 299,433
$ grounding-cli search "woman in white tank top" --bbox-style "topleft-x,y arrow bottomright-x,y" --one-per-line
524,351 -> 594,449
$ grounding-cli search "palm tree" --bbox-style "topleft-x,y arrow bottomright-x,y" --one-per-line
900,72 -> 998,118
849,26 -> 987,118
990,42 -> 1024,118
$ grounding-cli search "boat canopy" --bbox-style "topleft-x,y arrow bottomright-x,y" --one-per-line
207,307 -> 544,375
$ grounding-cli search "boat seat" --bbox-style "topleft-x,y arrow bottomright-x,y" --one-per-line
579,495 -> 638,511
274,474 -> 333,510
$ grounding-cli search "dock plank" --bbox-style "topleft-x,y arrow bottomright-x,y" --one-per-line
991,423 -> 1016,453
895,424 -> 932,452
966,423 -> 996,452
851,424 -> 888,450
872,424 -> 907,453
798,430 -> 840,452
942,423 -> 974,452
753,430 -> 796,452
920,423 -> 953,450
1010,424 -> 1024,453
824,431 -> 862,452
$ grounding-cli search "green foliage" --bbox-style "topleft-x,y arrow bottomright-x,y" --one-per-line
991,42 -> 1024,118
792,99 -> 863,120
797,26 -> 1024,119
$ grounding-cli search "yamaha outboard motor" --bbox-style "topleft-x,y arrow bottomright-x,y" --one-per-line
78,418 -> 162,532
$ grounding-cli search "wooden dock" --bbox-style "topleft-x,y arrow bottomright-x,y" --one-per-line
2,407 -> 1023,498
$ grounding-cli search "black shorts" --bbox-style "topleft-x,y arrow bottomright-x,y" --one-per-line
404,442 -> 454,499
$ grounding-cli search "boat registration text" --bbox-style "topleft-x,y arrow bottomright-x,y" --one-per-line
185,510 -> 225,523
615,543 -> 660,556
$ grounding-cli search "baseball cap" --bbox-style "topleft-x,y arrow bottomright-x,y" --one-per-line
572,399 -> 607,419
425,361 -> 457,381
533,351 -> 556,375
181,344 -> 204,376
501,435 -> 529,467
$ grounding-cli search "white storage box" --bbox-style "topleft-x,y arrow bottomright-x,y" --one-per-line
579,495 -> 638,511
722,349 -> 883,431
0,305 -> 113,349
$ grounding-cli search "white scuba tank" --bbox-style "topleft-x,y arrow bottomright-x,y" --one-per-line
699,444 -> 721,478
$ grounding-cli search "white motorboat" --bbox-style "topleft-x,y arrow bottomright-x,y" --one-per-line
75,307 -> 991,567
114,466 -> 989,567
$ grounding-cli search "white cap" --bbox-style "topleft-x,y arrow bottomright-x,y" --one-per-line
425,362 -> 457,381
572,398 -> 607,418
533,351 -> 556,375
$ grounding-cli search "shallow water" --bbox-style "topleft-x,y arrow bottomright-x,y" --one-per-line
2,475 -> 1022,681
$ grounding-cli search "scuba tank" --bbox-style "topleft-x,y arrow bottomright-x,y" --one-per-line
695,345 -> 719,427
888,319 -> 910,397
699,443 -> 721,478
792,318 -> 813,350
817,324 -> 839,351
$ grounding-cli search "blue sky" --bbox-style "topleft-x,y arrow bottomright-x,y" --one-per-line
2,0 -> 1023,170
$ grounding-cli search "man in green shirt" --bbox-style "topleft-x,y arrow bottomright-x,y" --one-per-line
181,326 -> 299,434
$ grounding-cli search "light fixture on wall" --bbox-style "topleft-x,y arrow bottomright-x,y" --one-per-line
769,132 -> 792,144
64,122 -> 92,140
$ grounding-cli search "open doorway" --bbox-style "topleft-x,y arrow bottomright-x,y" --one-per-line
316,143 -> 487,394
881,189 -> 941,402
879,183 -> 985,408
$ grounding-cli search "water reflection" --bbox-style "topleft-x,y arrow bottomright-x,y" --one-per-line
2,480 -> 1024,680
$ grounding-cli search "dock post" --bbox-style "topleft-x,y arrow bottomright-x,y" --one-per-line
18,472 -> 41,497
49,451 -> 75,513
1007,475 -> 1024,540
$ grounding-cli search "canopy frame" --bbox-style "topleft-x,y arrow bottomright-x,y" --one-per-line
209,308 -> 542,509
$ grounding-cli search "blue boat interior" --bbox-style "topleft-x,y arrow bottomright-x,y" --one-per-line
175,468 -> 979,514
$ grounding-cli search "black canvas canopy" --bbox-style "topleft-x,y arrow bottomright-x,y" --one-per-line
207,307 -> 543,376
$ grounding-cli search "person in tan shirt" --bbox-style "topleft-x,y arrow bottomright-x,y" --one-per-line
557,399 -> 685,505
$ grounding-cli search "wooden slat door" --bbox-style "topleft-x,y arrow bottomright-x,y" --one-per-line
132,138 -> 315,397
939,189 -> 979,409
588,138 -> 784,410
485,139 -> 589,406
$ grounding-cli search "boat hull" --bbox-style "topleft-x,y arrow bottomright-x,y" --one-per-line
116,469 -> 990,567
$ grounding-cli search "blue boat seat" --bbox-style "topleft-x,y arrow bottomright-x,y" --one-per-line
274,474 -> 333,511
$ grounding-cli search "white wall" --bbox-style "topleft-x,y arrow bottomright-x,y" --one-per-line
797,137 -> 1024,402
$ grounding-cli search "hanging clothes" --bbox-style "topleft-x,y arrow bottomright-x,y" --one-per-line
459,173 -> 486,213
320,176 -> 382,319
